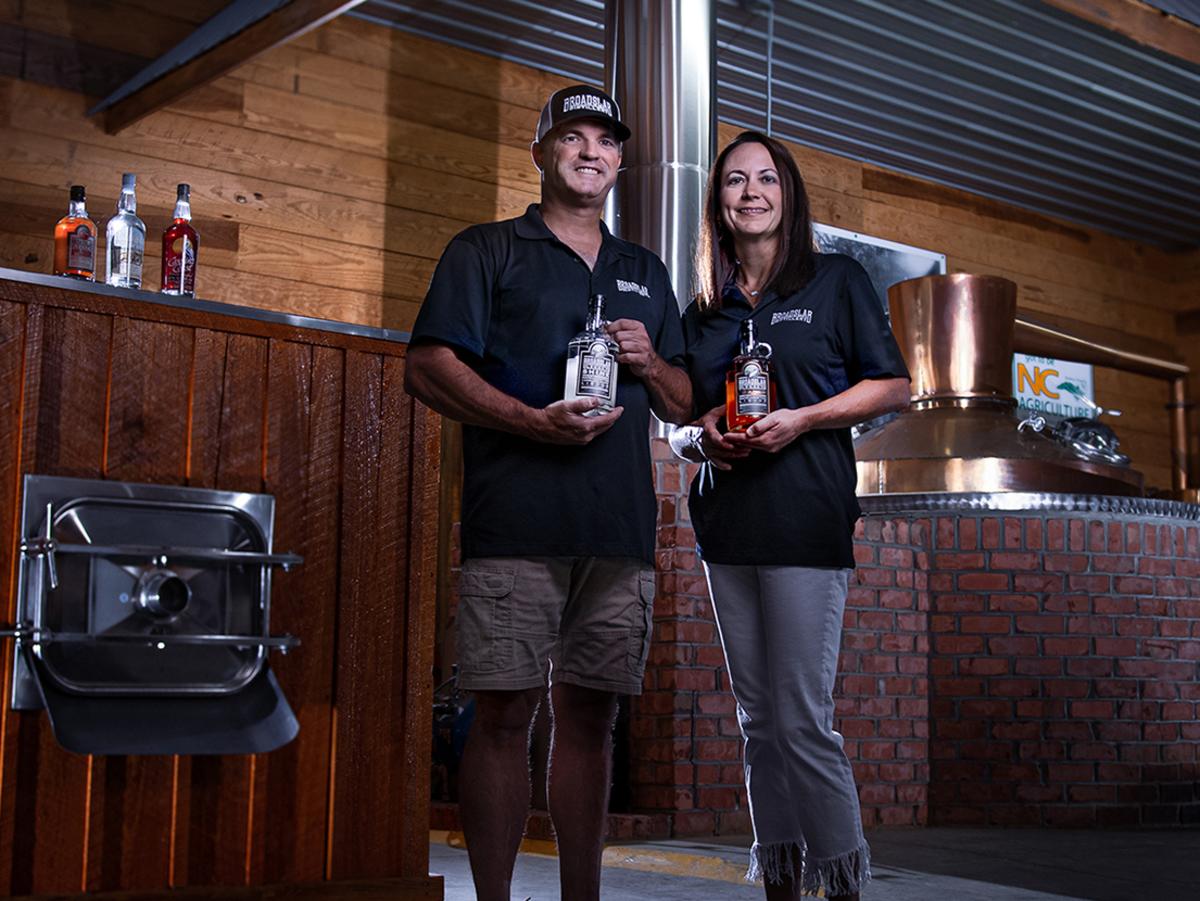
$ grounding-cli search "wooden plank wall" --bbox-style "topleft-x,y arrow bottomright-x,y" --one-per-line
0,278 -> 439,898
0,4 -> 1194,485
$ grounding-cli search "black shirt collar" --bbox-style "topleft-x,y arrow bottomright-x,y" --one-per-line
515,204 -> 636,260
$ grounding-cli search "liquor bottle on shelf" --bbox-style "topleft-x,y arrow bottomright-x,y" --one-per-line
53,185 -> 97,281
563,293 -> 619,416
725,318 -> 776,431
105,173 -> 145,289
161,183 -> 199,296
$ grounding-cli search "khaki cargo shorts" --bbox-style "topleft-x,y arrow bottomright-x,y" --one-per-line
455,556 -> 656,695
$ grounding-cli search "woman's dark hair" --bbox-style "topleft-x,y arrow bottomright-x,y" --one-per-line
693,130 -> 815,312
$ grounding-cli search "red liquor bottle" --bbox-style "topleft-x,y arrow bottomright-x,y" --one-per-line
53,185 -> 97,280
725,318 -> 776,431
161,183 -> 199,295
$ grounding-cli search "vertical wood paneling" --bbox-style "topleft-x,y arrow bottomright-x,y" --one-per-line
397,364 -> 439,876
329,350 -> 394,880
183,332 -> 268,888
0,299 -> 26,898
14,304 -> 111,895
95,316 -> 195,892
0,279 -> 439,897
261,341 -> 342,885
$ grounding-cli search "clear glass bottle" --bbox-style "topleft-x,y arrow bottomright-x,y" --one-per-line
53,185 -> 97,280
105,172 -> 145,289
161,183 -> 199,295
725,318 -> 776,431
563,293 -> 619,416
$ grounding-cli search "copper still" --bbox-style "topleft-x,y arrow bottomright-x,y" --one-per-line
855,273 -> 1145,496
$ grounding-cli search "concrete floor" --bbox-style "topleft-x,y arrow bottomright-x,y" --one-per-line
429,827 -> 1199,900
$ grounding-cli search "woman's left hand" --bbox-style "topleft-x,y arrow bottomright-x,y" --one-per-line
728,408 -> 811,453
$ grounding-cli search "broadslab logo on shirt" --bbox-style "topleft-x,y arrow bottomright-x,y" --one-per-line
616,278 -> 650,298
771,308 -> 813,326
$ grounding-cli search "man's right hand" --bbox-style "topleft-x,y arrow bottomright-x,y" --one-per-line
526,397 -> 623,445
696,404 -> 750,470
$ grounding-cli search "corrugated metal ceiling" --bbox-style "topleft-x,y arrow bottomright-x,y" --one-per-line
351,0 -> 1200,249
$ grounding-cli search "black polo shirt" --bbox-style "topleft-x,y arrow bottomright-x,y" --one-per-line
682,253 -> 908,567
411,204 -> 685,563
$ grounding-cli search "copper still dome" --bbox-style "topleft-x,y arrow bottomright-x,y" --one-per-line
854,273 -> 1143,497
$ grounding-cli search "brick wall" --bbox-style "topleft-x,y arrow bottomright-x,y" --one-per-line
642,436 -> 1200,832
924,512 -> 1200,827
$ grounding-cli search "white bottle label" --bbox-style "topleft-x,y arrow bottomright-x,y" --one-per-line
576,341 -> 614,398
736,362 -> 769,416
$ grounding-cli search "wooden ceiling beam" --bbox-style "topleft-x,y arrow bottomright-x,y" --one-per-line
1040,0 -> 1200,68
94,0 -> 365,135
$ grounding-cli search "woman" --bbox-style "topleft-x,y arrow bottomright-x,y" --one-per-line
670,131 -> 910,900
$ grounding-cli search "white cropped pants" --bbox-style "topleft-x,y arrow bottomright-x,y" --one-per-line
705,563 -> 870,894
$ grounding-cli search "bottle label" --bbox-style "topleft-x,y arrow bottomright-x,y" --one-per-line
576,340 -> 614,398
736,362 -> 769,416
112,244 -> 144,273
67,225 -> 95,270
164,236 -> 196,293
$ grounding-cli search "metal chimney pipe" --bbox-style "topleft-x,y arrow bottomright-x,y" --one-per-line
605,0 -> 716,313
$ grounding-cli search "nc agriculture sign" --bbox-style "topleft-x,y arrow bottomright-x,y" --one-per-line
1012,354 -> 1095,418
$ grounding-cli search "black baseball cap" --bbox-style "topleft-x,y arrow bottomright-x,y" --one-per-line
535,84 -> 631,144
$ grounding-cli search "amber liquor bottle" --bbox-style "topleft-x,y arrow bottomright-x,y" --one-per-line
53,185 -> 97,280
563,293 -> 619,416
725,318 -> 776,431
161,183 -> 199,295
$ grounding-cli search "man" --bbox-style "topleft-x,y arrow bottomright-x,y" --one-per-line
405,85 -> 692,900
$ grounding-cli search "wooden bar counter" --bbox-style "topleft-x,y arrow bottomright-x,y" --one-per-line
0,268 -> 442,900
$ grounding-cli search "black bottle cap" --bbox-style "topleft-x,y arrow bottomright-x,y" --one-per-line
177,183 -> 190,199
70,185 -> 85,202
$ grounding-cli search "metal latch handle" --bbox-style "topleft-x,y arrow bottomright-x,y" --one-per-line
20,503 -> 58,590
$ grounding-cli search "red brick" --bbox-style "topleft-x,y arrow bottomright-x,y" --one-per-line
853,543 -> 876,565
1004,517 -> 1023,549
1071,700 -> 1115,718
657,668 -> 718,691
1025,519 -> 1044,550
1138,557 -> 1173,576
1045,554 -> 1088,573
1099,595 -> 1132,619
1088,521 -> 1107,552
1014,573 -> 1063,592
1093,555 -> 1135,573
880,546 -> 914,568
979,518 -> 1000,549
1043,594 -> 1090,614
1065,657 -> 1112,677
990,678 -> 1040,698
935,552 -> 987,569
960,615 -> 1013,634
934,635 -> 984,654
879,589 -> 915,609
990,594 -> 1040,612
987,635 -> 1039,655
1156,578 -> 1189,598
1046,519 -> 1065,550
1068,519 -> 1086,551
1114,576 -> 1155,595
1043,637 -> 1089,655
1118,659 -> 1196,680
991,552 -> 1040,570
1067,615 -> 1115,636
1068,574 -> 1110,592
1044,680 -> 1089,698
856,567 -> 896,587
936,594 -> 985,612
1095,637 -> 1137,656
1016,614 -> 1064,633
936,516 -> 956,548
959,657 -> 1010,676
957,572 -> 1010,591
1016,657 -> 1062,676
960,699 -> 1013,718
958,517 -> 978,549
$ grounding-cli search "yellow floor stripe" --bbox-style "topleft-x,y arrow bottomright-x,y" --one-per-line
431,830 -> 767,887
